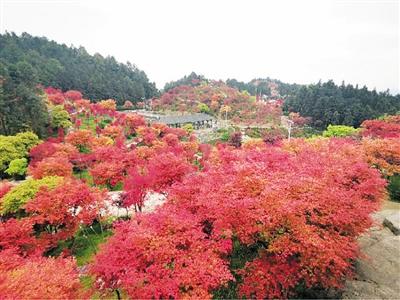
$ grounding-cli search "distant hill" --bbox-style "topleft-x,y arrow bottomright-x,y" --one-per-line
165,73 -> 400,129
154,80 -> 283,126
164,72 -> 302,98
0,32 -> 158,105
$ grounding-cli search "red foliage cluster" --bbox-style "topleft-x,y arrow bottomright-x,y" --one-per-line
24,179 -> 104,248
152,81 -> 283,125
91,209 -> 233,299
0,181 -> 12,199
45,88 -> 83,105
64,90 -> 83,101
0,218 -> 38,257
65,129 -> 94,150
2,87 -> 392,298
91,139 -> 386,299
0,252 -> 86,299
123,100 -> 134,109
29,156 -> 73,179
112,113 -> 146,136
0,179 -> 104,256
123,151 -> 195,210
361,115 -> 400,138
362,138 -> 400,176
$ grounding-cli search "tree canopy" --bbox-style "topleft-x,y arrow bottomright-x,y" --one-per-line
0,32 -> 158,104
284,80 -> 400,129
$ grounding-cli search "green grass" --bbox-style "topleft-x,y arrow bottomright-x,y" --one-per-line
74,169 -> 95,186
47,222 -> 112,266
78,114 -> 113,132
73,225 -> 112,266
80,115 -> 97,131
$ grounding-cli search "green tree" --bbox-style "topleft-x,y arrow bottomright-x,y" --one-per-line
50,105 -> 72,129
322,125 -> 359,137
0,132 -> 40,177
5,158 -> 28,179
0,176 -> 62,215
197,103 -> 210,114
0,32 -> 159,105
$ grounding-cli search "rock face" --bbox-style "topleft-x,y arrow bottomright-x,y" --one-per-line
342,205 -> 400,299
383,212 -> 400,235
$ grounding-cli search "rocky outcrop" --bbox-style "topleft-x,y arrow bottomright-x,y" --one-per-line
383,212 -> 400,235
342,204 -> 400,299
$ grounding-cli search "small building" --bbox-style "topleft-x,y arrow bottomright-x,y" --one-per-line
156,113 -> 216,129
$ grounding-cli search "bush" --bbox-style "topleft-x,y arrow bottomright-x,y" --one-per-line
0,255 -> 86,299
13,132 -> 41,153
228,131 -> 242,148
91,140 -> 386,299
388,175 -> 400,202
0,132 -> 40,175
0,176 -> 62,215
5,158 -> 28,179
182,123 -> 194,134
197,103 -> 210,114
29,157 -> 73,179
322,125 -> 359,137
50,105 -> 72,129
218,127 -> 235,142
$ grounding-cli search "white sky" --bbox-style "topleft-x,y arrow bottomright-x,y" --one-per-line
0,0 -> 399,93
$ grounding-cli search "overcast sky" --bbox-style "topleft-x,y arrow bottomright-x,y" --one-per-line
1,0 -> 399,93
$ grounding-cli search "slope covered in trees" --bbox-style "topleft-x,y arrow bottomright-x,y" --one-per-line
154,81 -> 283,125
164,72 -> 302,98
0,86 -> 399,298
165,73 -> 400,130
0,61 -> 50,136
0,32 -> 158,104
284,80 -> 400,129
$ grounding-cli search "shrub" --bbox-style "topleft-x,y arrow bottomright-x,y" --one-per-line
123,100 -> 134,109
228,131 -> 242,148
182,123 -> 194,134
98,99 -> 117,111
0,255 -> 87,299
29,157 -> 73,179
322,125 -> 359,137
92,140 -> 386,299
13,132 -> 41,153
64,90 -> 83,101
0,177 -> 62,215
0,132 -> 39,174
362,138 -> 400,176
50,105 -> 72,129
5,158 -> 28,179
65,129 -> 93,152
197,103 -> 210,113
24,179 -> 105,248
361,115 -> 400,138
0,181 -> 12,199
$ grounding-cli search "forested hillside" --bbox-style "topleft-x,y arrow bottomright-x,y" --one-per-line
284,80 -> 400,129
164,73 -> 301,98
226,77 -> 302,98
0,32 -> 158,104
164,73 -> 400,130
